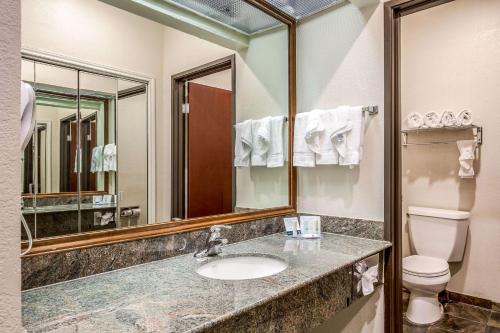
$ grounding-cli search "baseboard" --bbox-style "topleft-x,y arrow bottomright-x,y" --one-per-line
439,290 -> 497,310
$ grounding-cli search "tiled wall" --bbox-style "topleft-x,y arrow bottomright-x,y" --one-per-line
22,215 -> 384,290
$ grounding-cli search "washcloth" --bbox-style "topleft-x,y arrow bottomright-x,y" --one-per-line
456,140 -> 477,178
339,106 -> 365,167
267,116 -> 286,168
456,110 -> 473,126
234,119 -> 253,167
423,111 -> 442,128
73,148 -> 82,173
440,111 -> 457,127
90,145 -> 104,173
103,143 -> 117,172
251,116 -> 272,166
293,112 -> 315,167
20,82 -> 36,151
407,112 -> 424,129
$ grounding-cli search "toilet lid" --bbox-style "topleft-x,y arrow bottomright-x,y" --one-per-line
403,255 -> 449,277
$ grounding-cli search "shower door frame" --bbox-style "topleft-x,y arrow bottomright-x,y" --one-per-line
384,1 -> 456,332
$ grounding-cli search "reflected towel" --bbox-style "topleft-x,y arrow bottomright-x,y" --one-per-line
251,116 -> 272,166
234,120 -> 253,167
293,112 -> 315,167
440,111 -> 457,127
407,112 -> 424,129
103,143 -> 117,172
423,111 -> 442,128
267,116 -> 286,168
456,140 -> 477,178
457,110 -> 473,126
90,145 -> 104,173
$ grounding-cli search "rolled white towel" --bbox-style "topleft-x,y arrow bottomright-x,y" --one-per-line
423,111 -> 442,128
456,110 -> 473,127
407,112 -> 423,129
440,111 -> 457,127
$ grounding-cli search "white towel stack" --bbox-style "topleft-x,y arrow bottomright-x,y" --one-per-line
234,116 -> 287,168
293,106 -> 366,168
405,110 -> 474,129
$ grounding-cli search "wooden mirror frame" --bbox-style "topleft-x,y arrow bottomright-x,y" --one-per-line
21,0 -> 297,256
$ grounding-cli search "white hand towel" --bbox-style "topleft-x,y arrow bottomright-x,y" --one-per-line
293,112 -> 315,167
339,106 -> 364,168
267,116 -> 285,168
304,109 -> 325,156
407,112 -> 424,129
456,140 -> 477,178
20,82 -> 36,151
423,111 -> 442,128
330,106 -> 353,163
457,110 -> 473,127
251,116 -> 272,166
90,145 -> 104,173
103,143 -> 117,172
440,111 -> 457,127
234,120 -> 253,167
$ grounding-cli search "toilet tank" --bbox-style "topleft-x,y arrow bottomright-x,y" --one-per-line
407,206 -> 470,262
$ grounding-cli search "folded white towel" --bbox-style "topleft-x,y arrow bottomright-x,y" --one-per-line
423,111 -> 442,128
331,106 -> 353,163
267,116 -> 286,168
304,109 -> 325,157
339,106 -> 364,168
251,116 -> 272,166
440,111 -> 457,127
234,119 -> 253,167
456,140 -> 477,178
293,112 -> 315,167
103,143 -> 117,172
407,112 -> 424,129
456,110 -> 473,127
90,145 -> 104,173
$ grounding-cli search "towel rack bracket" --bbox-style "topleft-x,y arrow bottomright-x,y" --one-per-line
362,106 -> 378,115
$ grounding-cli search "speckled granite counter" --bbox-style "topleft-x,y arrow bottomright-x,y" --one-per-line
22,233 -> 391,333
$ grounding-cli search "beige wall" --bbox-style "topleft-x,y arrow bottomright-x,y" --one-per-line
401,0 -> 500,302
297,1 -> 385,221
0,0 -> 21,330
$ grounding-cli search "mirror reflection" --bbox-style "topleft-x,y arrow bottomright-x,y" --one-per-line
21,0 -> 290,241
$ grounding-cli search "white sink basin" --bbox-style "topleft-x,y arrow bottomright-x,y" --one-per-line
196,255 -> 287,280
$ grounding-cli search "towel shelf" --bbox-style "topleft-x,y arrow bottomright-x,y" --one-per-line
401,125 -> 483,147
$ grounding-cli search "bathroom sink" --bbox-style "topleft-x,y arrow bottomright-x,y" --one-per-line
196,254 -> 287,280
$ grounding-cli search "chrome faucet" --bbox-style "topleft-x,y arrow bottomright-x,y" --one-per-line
194,225 -> 232,258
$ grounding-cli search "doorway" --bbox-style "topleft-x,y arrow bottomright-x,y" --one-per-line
171,55 -> 236,220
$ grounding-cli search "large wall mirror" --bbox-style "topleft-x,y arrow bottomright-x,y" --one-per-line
21,0 -> 296,253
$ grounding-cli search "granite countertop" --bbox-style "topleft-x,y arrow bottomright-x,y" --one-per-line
22,233 -> 391,333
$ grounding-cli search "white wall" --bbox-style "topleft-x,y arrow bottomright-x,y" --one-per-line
0,0 -> 21,330
297,1 -> 385,221
401,0 -> 500,302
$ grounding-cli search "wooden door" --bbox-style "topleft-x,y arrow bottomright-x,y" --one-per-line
187,82 -> 233,218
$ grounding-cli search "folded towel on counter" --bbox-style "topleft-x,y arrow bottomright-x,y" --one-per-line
90,145 -> 104,173
293,112 -> 316,167
456,140 -> 477,178
103,143 -> 117,172
267,116 -> 286,168
440,111 -> 458,127
456,110 -> 473,126
407,112 -> 424,129
251,116 -> 272,166
339,106 -> 365,168
234,119 -> 253,167
423,111 -> 443,128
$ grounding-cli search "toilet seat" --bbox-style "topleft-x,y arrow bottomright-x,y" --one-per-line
403,255 -> 449,278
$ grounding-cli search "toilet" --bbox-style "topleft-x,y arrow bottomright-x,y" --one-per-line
403,206 -> 470,325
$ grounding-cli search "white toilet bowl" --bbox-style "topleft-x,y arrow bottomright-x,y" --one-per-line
403,255 -> 450,325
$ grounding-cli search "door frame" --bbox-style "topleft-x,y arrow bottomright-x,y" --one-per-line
171,55 -> 236,220
384,1 -> 455,332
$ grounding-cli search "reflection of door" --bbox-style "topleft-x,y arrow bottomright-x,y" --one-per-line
187,82 -> 232,218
